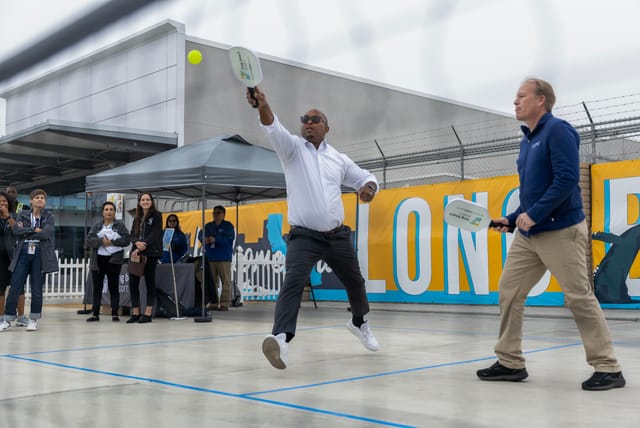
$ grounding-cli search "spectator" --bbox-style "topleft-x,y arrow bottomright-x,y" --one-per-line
198,206 -> 235,311
0,192 -> 17,318
127,193 -> 162,324
160,214 -> 188,264
4,186 -> 27,325
6,185 -> 28,213
86,201 -> 131,322
0,189 -> 59,332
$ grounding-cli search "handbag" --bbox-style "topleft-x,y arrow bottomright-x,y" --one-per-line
127,252 -> 147,276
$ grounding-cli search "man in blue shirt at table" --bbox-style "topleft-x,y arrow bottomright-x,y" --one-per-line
199,206 -> 235,311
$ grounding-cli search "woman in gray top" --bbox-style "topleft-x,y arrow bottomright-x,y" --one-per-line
86,201 -> 131,322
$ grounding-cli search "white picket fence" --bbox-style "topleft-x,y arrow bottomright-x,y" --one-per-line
236,247 -> 285,301
21,249 -> 285,303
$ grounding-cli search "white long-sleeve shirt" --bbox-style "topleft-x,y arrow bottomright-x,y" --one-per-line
261,115 -> 378,232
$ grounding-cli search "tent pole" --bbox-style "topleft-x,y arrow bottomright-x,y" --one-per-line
168,242 -> 185,320
195,181 -> 212,322
78,191 -> 92,315
232,199 -> 243,307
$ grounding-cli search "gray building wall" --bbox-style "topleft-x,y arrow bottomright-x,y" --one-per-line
183,39 -> 511,166
1,20 -> 185,145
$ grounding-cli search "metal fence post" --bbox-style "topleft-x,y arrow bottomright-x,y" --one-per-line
451,125 -> 465,180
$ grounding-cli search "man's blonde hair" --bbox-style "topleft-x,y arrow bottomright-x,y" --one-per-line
524,77 -> 556,112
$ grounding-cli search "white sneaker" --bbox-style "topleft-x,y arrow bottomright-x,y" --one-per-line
262,333 -> 288,369
16,315 -> 30,326
347,320 -> 380,351
26,319 -> 38,331
0,320 -> 10,332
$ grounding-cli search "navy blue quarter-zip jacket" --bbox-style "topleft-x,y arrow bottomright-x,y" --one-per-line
507,112 -> 585,236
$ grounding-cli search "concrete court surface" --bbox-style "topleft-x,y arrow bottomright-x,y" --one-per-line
0,301 -> 638,428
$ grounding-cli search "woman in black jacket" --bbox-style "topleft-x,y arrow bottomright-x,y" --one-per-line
0,192 -> 17,318
86,201 -> 131,322
127,193 -> 162,324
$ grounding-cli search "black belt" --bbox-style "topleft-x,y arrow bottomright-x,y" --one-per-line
323,225 -> 343,235
291,224 -> 343,235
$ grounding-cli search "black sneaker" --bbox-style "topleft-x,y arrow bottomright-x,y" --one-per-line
477,361 -> 528,381
86,316 -> 99,322
126,315 -> 140,324
582,371 -> 626,391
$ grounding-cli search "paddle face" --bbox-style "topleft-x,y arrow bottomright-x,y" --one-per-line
444,199 -> 492,232
229,46 -> 263,87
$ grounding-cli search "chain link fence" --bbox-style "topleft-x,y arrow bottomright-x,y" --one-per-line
348,93 -> 640,188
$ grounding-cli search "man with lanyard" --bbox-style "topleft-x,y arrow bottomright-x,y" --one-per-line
0,189 -> 58,332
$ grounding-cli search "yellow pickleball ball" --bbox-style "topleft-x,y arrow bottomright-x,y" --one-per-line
187,49 -> 202,65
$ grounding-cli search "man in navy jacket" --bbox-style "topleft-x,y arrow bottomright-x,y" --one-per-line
476,78 -> 625,391
199,206 -> 235,311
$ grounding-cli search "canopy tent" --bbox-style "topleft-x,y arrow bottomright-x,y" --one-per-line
85,134 -> 287,320
85,134 -> 286,201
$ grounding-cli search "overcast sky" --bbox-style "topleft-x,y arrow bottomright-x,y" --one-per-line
1,0 -> 639,114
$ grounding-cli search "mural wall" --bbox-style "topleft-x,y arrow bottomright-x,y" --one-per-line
168,159 -> 640,308
591,159 -> 640,308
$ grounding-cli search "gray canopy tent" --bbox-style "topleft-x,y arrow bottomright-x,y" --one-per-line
85,134 -> 288,320
85,134 -> 286,200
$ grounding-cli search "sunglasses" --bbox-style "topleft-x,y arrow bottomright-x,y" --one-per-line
300,115 -> 325,124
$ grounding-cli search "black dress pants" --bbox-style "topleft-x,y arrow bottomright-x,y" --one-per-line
272,225 -> 370,339
91,255 -> 122,316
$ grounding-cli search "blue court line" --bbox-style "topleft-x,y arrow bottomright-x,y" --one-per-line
8,321 -> 614,358
244,342 -> 582,396
2,354 -> 415,428
7,325 -> 341,357
373,325 -> 593,342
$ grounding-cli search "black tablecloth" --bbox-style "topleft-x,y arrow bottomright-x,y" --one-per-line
83,263 -> 195,315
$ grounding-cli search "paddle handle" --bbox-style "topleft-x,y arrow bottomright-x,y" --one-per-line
248,87 -> 259,108
489,220 -> 515,233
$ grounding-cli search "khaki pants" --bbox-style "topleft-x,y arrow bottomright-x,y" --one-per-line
495,220 -> 620,372
208,261 -> 232,306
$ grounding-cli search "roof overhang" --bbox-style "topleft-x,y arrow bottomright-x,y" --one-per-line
0,120 -> 177,195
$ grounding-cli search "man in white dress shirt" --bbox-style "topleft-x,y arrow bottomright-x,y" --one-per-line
247,86 -> 380,369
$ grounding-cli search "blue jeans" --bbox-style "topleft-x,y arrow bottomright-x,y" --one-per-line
4,245 -> 44,321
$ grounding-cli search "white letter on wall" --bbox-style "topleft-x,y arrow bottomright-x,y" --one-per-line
394,198 -> 432,295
